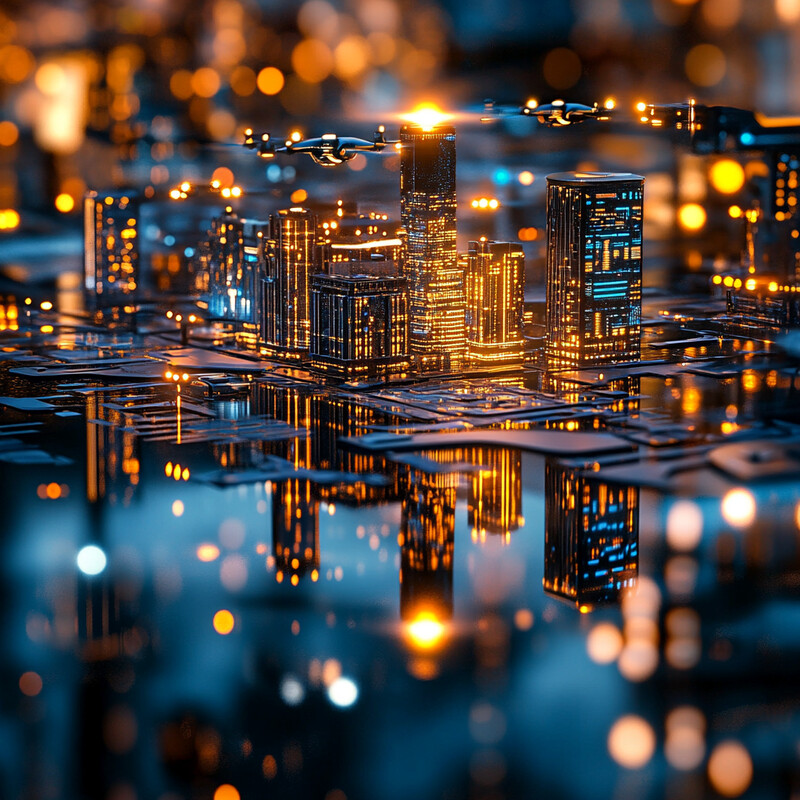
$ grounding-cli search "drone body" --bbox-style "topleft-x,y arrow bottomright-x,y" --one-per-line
243,127 -> 394,166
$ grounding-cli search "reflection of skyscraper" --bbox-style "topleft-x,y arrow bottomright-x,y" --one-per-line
467,448 -> 523,540
545,172 -> 644,371
309,261 -> 409,380
262,207 -> 319,358
400,123 -> 465,372
84,190 -> 139,306
464,239 -> 525,368
272,479 -> 320,584
543,460 -> 639,610
399,469 -> 456,620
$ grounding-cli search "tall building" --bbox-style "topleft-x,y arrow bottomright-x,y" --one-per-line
400,122 -> 465,372
84,190 -> 139,306
543,460 -> 639,610
262,207 -> 319,358
205,208 -> 269,349
464,239 -> 525,368
545,172 -> 644,371
399,468 -> 457,621
309,260 -> 409,380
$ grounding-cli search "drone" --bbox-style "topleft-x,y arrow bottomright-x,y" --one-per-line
243,126 -> 396,166
637,99 -> 800,154
482,98 -> 617,126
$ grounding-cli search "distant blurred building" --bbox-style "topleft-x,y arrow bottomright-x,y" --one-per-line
543,460 -> 638,610
205,207 -> 269,349
400,122 -> 465,372
309,259 -> 409,380
545,172 -> 643,370
84,190 -> 140,307
262,207 -> 320,359
464,239 -> 525,368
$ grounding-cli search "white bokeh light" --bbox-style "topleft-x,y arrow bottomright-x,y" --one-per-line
76,545 -> 107,576
327,676 -> 358,708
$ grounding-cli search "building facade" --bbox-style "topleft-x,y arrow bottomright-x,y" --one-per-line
545,172 -> 644,371
262,207 -> 319,358
309,260 -> 409,379
464,239 -> 525,368
84,190 -> 139,306
400,123 -> 465,372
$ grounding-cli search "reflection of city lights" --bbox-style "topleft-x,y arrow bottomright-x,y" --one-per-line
666,499 -> 703,551
327,676 -> 359,708
607,715 -> 656,769
77,544 -> 107,576
707,741 -> 753,797
197,543 -> 220,562
586,623 -> 623,664
403,103 -> 451,131
279,675 -> 305,706
212,609 -> 235,635
721,488 -> 756,528
406,611 -> 445,650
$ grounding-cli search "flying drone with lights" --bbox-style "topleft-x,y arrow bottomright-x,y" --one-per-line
242,126 -> 397,166
482,97 -> 618,126
636,99 -> 800,153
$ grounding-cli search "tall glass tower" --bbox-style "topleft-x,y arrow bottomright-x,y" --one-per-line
545,172 -> 644,371
400,123 -> 465,372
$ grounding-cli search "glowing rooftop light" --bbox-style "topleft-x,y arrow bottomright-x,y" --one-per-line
403,103 -> 451,131
77,544 -> 107,576
406,611 -> 445,650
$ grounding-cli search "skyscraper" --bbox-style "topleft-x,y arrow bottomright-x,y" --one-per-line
543,460 -> 639,610
262,207 -> 319,358
464,239 -> 525,367
400,122 -> 465,372
309,260 -> 409,380
545,172 -> 644,371
84,190 -> 139,306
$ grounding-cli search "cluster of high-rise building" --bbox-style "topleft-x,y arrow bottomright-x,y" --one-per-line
84,119 -> 647,378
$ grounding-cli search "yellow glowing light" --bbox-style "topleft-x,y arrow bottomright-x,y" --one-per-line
291,188 -> 308,204
172,499 -> 184,517
403,103 -> 451,131
40,325 -> 54,334
197,543 -> 221,562
213,609 -> 235,635
708,741 -> 753,797
745,278 -> 756,290
768,281 -> 779,292
709,159 -> 746,194
604,97 -> 616,110
405,611 -> 445,650
55,193 -> 75,213
721,488 -> 756,528
526,97 -> 538,109
608,715 -> 656,769
636,101 -> 647,112
40,301 -> 53,311
678,203 -> 707,231
0,209 -> 20,230
728,205 -> 742,218
712,275 -> 723,285
256,66 -> 284,96
518,170 -> 534,186
213,784 -> 240,800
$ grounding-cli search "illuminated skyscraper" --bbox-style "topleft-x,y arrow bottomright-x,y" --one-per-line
543,461 -> 638,610
399,468 -> 457,621
400,122 -> 465,372
262,207 -> 319,358
84,190 -> 139,306
545,172 -> 644,370
206,208 -> 269,349
467,447 -> 523,541
272,478 -> 320,585
309,261 -> 410,380
464,239 -> 525,367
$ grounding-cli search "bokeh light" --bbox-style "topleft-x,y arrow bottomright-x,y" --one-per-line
721,488 -> 756,528
213,609 -> 235,635
707,741 -> 753,796
607,715 -> 656,769
77,544 -> 107,576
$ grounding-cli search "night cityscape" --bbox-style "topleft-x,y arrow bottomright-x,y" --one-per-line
2,1 -> 800,799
